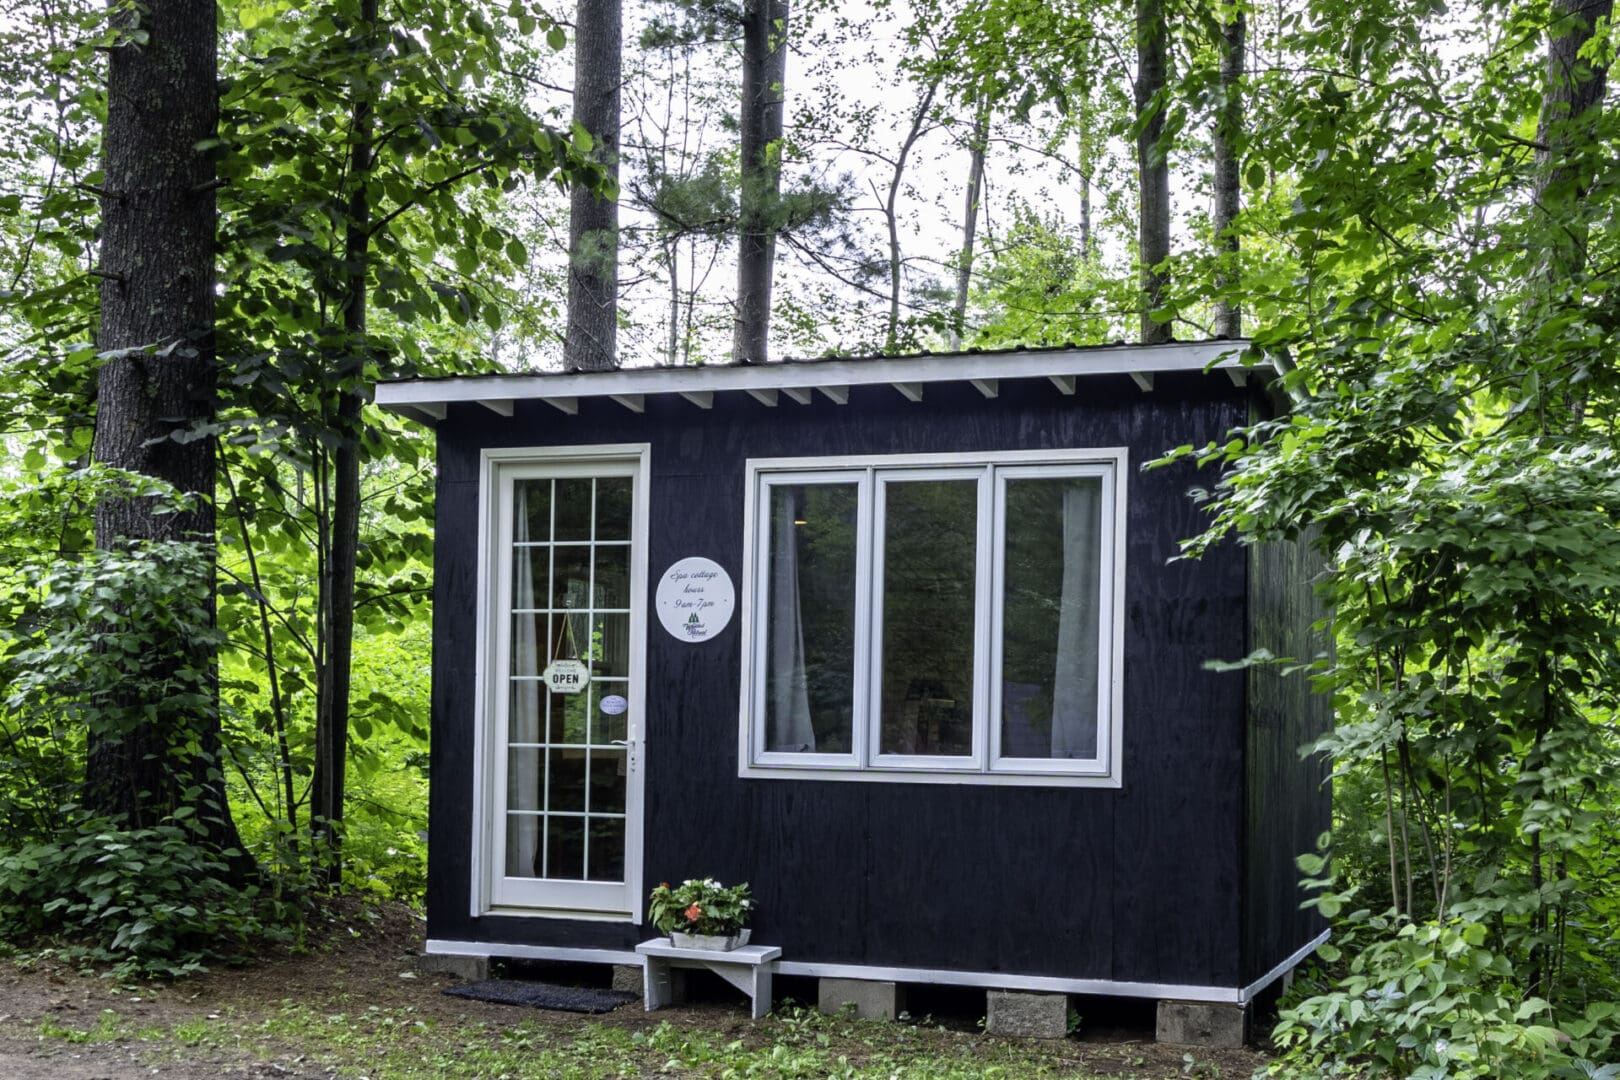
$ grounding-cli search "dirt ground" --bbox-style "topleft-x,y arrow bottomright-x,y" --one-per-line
0,902 -> 1271,1079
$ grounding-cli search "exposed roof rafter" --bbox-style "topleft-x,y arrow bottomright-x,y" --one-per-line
375,341 -> 1255,422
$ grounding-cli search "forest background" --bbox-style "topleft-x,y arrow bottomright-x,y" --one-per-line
2,0 -> 1620,1076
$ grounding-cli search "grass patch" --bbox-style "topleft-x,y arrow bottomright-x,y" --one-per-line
158,1001 -> 1185,1079
36,1009 -> 121,1044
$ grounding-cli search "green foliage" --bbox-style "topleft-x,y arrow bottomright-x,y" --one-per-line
0,819 -> 290,979
1152,0 -> 1620,1069
967,204 -> 1131,346
648,877 -> 754,935
0,467 -> 301,975
1273,896 -> 1620,1078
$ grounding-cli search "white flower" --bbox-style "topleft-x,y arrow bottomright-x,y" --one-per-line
1434,1039 -> 1450,1056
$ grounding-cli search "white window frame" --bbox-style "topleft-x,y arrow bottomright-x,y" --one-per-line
749,470 -> 870,770
470,444 -> 651,921
737,447 -> 1127,788
867,466 -> 993,772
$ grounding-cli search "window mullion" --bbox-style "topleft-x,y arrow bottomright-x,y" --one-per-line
973,467 -> 995,772
855,467 -> 876,769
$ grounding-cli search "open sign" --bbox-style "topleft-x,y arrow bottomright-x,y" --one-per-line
542,659 -> 590,694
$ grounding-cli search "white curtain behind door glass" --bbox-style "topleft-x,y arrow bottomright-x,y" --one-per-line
1051,480 -> 1101,758
507,482 -> 542,876
767,487 -> 815,751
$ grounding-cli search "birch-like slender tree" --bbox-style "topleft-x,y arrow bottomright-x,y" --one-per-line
309,0 -> 379,883
949,101 -> 991,348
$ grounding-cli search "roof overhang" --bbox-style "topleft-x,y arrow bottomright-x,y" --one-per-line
373,340 -> 1258,425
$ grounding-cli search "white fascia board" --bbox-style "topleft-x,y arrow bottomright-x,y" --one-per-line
374,341 -> 1251,415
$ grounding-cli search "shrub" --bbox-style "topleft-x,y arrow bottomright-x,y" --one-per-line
0,816 -> 291,978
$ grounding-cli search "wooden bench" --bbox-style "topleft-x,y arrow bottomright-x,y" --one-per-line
635,938 -> 782,1020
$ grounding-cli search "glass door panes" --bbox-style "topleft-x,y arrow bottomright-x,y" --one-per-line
505,475 -> 631,886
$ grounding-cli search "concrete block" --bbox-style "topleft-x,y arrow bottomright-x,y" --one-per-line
818,978 -> 903,1021
985,990 -> 1069,1039
417,953 -> 489,981
1156,1000 -> 1248,1048
611,964 -> 643,992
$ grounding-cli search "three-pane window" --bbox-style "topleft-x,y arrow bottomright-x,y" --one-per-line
742,450 -> 1124,785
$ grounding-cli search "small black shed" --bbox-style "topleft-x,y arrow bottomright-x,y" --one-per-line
376,340 -> 1330,1039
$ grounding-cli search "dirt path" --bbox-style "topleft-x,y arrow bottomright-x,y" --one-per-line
0,903 -> 1268,1079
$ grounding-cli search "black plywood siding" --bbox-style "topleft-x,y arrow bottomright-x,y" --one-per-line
1241,535 -> 1333,983
426,374 -> 1262,987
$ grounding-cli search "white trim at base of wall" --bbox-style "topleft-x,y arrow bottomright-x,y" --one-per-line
1236,928 -> 1331,1006
426,938 -> 643,966
423,928 -> 1329,1006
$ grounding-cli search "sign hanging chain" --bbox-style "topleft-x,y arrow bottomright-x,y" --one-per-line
552,604 -> 582,663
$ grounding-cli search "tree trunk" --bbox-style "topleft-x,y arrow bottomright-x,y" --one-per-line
733,0 -> 791,363
1534,0 -> 1612,424
1079,149 -> 1092,261
88,0 -> 246,867
667,237 -> 681,365
949,102 -> 990,349
565,0 -> 621,372
1135,0 -> 1171,344
1211,6 -> 1244,339
311,0 -> 378,886
884,79 -> 938,351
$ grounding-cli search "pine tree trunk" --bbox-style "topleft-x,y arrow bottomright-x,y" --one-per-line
1135,0 -> 1171,344
1211,8 -> 1244,340
565,0 -> 621,372
949,102 -> 990,349
733,0 -> 791,363
88,0 -> 246,869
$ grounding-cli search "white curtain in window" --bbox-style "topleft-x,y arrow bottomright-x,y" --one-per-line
768,488 -> 816,751
508,483 -> 542,875
1051,480 -> 1102,758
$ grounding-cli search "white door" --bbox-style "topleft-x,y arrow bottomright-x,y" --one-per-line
484,450 -> 647,918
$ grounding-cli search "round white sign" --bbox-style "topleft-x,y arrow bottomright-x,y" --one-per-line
599,694 -> 628,716
543,658 -> 590,695
655,557 -> 736,643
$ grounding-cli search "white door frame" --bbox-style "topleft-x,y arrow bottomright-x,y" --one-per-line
469,444 -> 650,921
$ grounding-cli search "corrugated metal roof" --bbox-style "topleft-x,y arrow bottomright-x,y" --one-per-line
374,338 -> 1261,424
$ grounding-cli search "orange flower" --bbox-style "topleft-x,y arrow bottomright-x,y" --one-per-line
684,903 -> 702,922
659,882 -> 669,889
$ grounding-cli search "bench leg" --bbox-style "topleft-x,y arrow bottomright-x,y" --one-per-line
751,967 -> 773,1020
644,957 -> 673,1011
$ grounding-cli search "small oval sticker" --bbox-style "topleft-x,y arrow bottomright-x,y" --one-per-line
599,694 -> 628,716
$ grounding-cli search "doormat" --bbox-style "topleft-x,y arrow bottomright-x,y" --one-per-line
443,979 -> 639,1014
